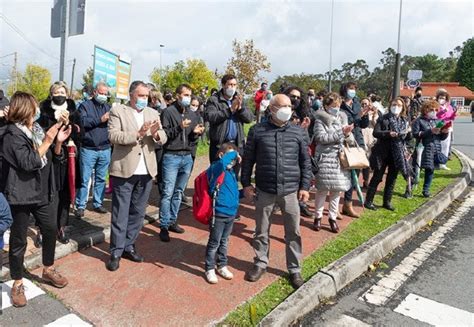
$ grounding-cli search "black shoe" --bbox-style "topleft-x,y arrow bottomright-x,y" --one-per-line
289,272 -> 304,289
403,190 -> 413,199
329,220 -> 339,233
300,205 -> 312,218
75,208 -> 84,219
422,191 -> 431,198
57,228 -> 69,244
245,265 -> 266,282
34,233 -> 42,248
365,202 -> 377,211
106,255 -> 120,271
159,228 -> 170,242
93,206 -> 107,214
314,218 -> 322,231
235,214 -> 241,222
122,248 -> 144,262
383,203 -> 395,211
168,223 -> 185,234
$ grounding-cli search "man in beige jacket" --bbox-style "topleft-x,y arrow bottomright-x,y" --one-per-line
106,81 -> 167,271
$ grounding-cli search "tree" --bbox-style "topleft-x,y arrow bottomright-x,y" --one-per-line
150,59 -> 218,94
81,66 -> 94,90
225,39 -> 271,94
8,64 -> 51,101
270,73 -> 326,94
455,38 -> 474,90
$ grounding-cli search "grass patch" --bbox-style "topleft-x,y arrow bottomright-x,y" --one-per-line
220,156 -> 463,326
196,122 -> 255,158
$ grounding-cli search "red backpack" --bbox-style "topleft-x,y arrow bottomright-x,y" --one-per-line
193,169 -> 225,225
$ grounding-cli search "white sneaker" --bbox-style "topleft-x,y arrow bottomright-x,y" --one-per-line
205,270 -> 218,284
439,164 -> 451,170
217,266 -> 234,280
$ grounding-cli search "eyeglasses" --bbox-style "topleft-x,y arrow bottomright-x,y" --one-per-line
289,95 -> 301,100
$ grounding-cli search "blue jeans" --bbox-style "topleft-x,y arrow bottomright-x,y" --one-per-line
204,216 -> 235,271
423,168 -> 434,193
159,153 -> 193,229
75,147 -> 111,210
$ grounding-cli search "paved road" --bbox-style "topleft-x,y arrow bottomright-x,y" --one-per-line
300,187 -> 474,326
453,116 -> 474,159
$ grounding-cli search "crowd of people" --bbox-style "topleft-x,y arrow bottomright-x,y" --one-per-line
0,75 -> 460,307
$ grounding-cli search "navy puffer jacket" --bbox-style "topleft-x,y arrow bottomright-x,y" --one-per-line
241,120 -> 311,195
412,116 -> 448,170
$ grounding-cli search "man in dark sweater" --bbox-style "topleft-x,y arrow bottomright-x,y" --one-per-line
75,82 -> 111,218
159,84 -> 205,242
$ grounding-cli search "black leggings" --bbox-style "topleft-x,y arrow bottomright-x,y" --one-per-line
369,162 -> 399,200
9,200 -> 58,280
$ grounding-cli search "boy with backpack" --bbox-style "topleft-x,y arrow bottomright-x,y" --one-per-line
203,143 -> 240,284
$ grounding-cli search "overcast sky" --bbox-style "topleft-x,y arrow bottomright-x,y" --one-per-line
1,0 -> 473,91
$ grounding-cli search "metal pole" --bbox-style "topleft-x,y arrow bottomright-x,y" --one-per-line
159,44 -> 164,90
59,0 -> 69,81
70,58 -> 76,97
328,0 -> 335,92
392,0 -> 403,100
13,52 -> 18,92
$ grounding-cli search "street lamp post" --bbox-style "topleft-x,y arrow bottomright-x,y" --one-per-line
392,0 -> 403,100
159,44 -> 164,90
328,0 -> 335,92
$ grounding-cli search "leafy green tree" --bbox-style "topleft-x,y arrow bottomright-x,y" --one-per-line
81,66 -> 94,90
8,64 -> 51,101
150,59 -> 217,94
226,39 -> 271,94
270,73 -> 326,94
455,38 -> 474,90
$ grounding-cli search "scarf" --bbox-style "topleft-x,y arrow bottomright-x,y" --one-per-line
15,122 -> 48,168
388,114 -> 411,179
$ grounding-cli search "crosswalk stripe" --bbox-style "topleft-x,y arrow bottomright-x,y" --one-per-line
394,293 -> 474,326
2,278 -> 45,310
46,313 -> 92,326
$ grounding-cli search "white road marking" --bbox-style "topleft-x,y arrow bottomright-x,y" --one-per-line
2,278 -> 45,309
322,314 -> 371,327
394,293 -> 474,326
359,193 -> 474,306
46,313 -> 92,326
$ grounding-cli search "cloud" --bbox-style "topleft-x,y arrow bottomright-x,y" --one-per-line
0,0 -> 472,91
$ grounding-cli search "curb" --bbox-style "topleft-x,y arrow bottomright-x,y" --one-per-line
260,149 -> 472,327
1,210 -> 164,280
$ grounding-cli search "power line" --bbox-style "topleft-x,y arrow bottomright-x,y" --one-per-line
0,13 -> 59,61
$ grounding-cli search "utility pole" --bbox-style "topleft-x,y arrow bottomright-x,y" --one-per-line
159,44 -> 164,90
70,58 -> 76,96
328,0 -> 335,92
59,0 -> 69,81
13,51 -> 18,92
392,0 -> 403,100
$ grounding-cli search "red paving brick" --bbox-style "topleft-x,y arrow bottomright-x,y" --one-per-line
33,196 -> 362,326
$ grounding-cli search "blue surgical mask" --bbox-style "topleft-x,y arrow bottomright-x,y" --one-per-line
347,89 -> 356,99
179,96 -> 191,107
34,108 -> 41,121
83,92 -> 89,99
328,107 -> 340,116
135,98 -> 148,111
314,99 -> 322,108
95,94 -> 108,104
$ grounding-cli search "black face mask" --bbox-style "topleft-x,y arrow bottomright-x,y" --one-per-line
291,98 -> 301,109
52,95 -> 67,106
415,93 -> 422,98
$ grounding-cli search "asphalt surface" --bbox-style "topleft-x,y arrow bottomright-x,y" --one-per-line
300,115 -> 474,327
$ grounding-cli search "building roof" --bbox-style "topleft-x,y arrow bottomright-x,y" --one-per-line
400,82 -> 474,99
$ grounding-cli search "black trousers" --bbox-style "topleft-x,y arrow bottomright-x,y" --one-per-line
368,162 -> 399,202
9,199 -> 58,280
57,191 -> 70,229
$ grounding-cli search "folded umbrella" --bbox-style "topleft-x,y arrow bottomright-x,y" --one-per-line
67,140 -> 76,204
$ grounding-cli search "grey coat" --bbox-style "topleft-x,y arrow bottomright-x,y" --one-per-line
313,110 -> 354,192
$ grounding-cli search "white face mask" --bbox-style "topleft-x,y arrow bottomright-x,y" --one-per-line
190,105 -> 198,112
275,106 -> 292,122
225,87 -> 236,98
328,107 -> 340,116
390,106 -> 402,115
427,111 -> 437,119
438,99 -> 446,106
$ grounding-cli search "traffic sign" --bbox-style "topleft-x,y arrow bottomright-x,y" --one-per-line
406,79 -> 421,89
407,70 -> 423,81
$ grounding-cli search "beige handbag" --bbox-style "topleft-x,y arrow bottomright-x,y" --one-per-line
339,141 -> 369,170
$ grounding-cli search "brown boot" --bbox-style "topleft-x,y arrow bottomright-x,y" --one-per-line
42,267 -> 68,288
342,201 -> 360,218
11,281 -> 27,307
